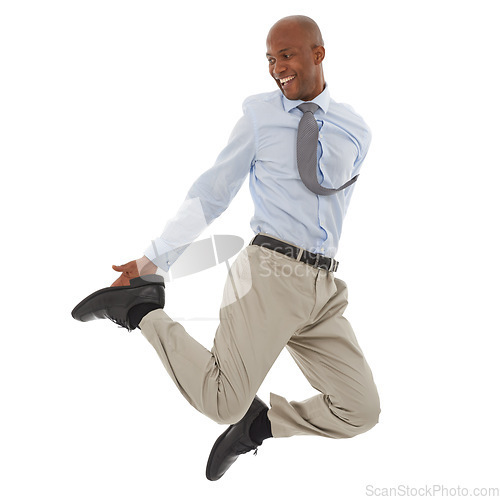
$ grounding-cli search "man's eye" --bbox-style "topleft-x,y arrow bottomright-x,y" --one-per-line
283,54 -> 291,59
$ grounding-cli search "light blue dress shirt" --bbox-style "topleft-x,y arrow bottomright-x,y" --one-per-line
145,85 -> 371,272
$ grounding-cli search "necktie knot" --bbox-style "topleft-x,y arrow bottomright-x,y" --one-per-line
297,102 -> 319,115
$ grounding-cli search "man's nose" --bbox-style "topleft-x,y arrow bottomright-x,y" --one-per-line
272,61 -> 287,77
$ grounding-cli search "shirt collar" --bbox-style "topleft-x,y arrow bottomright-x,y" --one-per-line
281,83 -> 330,114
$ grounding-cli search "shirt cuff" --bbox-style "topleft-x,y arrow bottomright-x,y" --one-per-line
144,238 -> 187,273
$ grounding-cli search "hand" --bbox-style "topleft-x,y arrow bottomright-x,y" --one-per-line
111,255 -> 158,287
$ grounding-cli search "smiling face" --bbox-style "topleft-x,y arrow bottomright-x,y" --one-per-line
266,18 -> 326,102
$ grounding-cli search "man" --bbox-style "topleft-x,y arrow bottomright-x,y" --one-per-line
72,15 -> 380,481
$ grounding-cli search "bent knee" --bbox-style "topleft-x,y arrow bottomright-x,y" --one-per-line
204,395 -> 253,426
356,398 -> 381,431
327,392 -> 381,435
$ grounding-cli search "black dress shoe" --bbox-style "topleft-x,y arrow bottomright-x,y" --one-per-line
206,396 -> 268,481
71,274 -> 165,331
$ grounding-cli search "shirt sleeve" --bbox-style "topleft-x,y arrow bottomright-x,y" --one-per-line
344,122 -> 372,207
144,113 -> 256,272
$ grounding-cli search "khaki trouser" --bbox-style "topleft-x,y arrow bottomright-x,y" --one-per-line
140,239 -> 380,439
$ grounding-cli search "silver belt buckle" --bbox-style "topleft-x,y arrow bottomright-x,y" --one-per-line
328,258 -> 334,272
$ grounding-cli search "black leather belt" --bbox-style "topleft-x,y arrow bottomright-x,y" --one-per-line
251,234 -> 339,272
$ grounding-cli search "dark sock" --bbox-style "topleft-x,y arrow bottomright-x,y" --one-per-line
249,408 -> 273,445
128,303 -> 162,330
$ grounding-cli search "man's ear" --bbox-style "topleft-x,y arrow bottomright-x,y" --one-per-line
313,45 -> 325,65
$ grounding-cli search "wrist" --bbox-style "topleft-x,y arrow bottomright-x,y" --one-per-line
137,255 -> 158,275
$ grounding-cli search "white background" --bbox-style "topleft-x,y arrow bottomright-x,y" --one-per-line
1,0 -> 499,498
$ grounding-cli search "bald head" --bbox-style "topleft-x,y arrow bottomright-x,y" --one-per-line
267,15 -> 324,48
266,16 -> 326,101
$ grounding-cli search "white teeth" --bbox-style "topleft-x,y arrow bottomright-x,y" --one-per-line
279,75 -> 295,84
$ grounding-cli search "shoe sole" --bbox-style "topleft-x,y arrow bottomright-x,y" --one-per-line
71,274 -> 165,322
